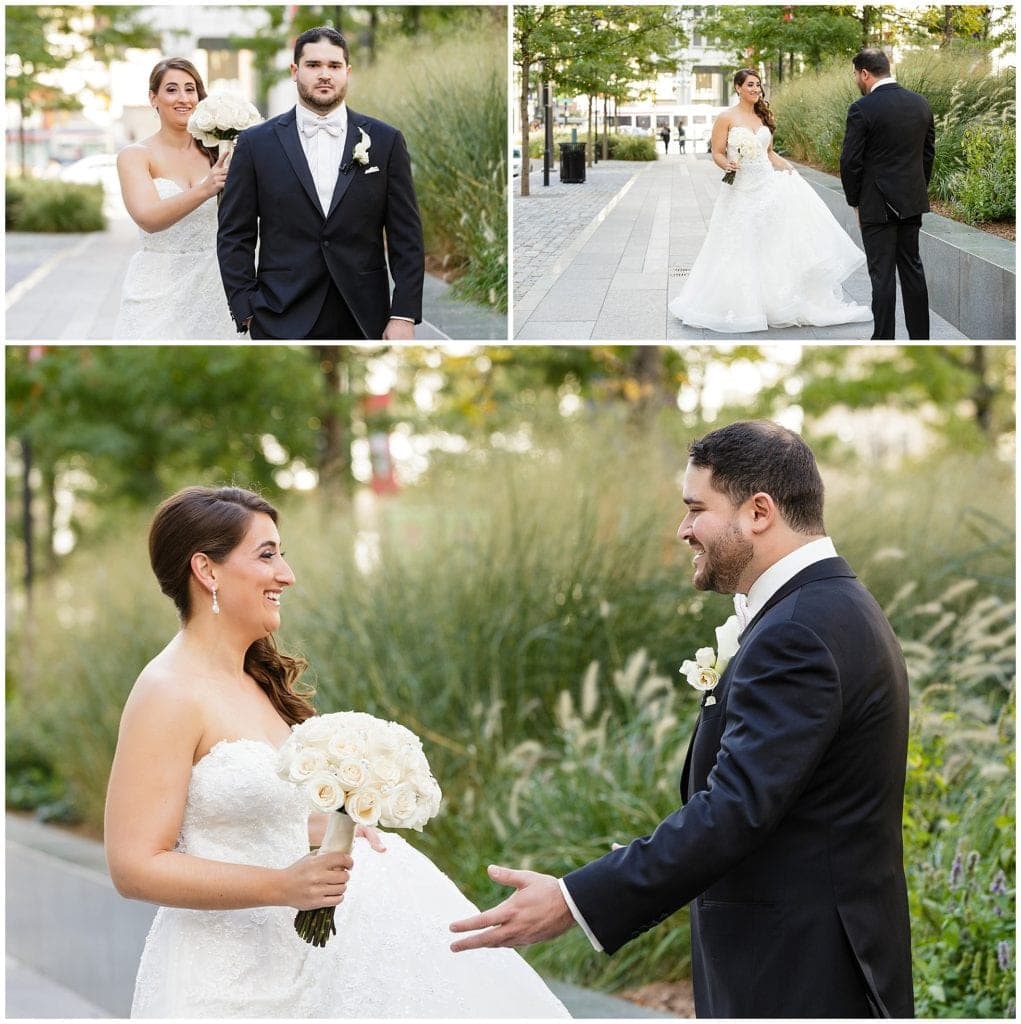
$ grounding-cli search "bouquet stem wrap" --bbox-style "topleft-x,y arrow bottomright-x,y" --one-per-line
295,811 -> 355,947
278,710 -> 442,947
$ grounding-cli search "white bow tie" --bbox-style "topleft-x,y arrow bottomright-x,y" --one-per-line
733,593 -> 751,632
301,117 -> 343,138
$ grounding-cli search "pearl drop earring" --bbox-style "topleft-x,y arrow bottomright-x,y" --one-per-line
212,587 -> 220,615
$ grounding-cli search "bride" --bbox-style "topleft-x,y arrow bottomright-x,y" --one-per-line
669,68 -> 872,334
104,486 -> 569,1018
113,58 -> 236,340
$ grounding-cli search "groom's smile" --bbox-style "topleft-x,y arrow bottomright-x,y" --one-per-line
679,465 -> 755,595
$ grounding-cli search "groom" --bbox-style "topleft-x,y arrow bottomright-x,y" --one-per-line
217,26 -> 424,340
840,48 -> 935,340
450,421 -> 914,1018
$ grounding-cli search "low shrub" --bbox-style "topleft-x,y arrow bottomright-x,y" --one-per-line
607,134 -> 658,161
5,177 -> 106,232
948,122 -> 1016,223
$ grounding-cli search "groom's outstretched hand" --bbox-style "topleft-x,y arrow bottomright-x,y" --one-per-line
448,865 -> 576,952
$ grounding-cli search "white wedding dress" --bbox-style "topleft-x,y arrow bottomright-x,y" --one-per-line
114,178 -> 236,340
131,738 -> 570,1018
669,125 -> 872,333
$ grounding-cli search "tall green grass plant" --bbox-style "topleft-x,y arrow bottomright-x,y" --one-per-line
772,48 -> 1016,222
351,24 -> 507,310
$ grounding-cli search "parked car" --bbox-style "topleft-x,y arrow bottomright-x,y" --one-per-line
512,146 -> 522,177
59,153 -> 127,216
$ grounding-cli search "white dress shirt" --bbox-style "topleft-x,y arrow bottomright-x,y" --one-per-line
562,535 -> 840,951
296,101 -> 346,216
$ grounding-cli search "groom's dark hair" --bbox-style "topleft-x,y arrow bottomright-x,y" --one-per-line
689,421 -> 825,534
294,26 -> 350,65
853,49 -> 891,77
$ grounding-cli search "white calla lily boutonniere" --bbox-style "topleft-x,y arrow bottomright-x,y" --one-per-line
680,614 -> 741,707
352,127 -> 371,167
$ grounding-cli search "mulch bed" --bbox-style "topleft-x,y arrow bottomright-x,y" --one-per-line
620,980 -> 697,1018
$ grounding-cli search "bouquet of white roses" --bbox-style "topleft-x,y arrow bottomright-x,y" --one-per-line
187,92 -> 262,157
277,711 -> 442,946
722,132 -> 762,185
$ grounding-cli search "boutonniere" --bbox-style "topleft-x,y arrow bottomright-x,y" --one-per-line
352,127 -> 371,166
680,615 -> 740,707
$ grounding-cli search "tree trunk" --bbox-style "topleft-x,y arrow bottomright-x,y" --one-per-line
21,437 -> 34,600
969,345 -> 994,436
520,59 -> 531,196
602,94 -> 609,160
628,346 -> 667,426
43,464 -> 57,574
366,6 -> 379,65
19,96 -> 28,178
587,94 -> 593,166
313,346 -> 352,496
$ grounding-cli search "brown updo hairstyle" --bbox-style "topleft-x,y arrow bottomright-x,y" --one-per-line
734,68 -> 776,133
148,57 -> 217,166
148,486 -> 315,726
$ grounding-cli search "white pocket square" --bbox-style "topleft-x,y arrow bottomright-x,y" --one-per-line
364,166 -> 380,175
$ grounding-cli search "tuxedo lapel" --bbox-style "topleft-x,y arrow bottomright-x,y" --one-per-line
274,109 -> 322,215
744,557 -> 857,636
325,109 -> 363,221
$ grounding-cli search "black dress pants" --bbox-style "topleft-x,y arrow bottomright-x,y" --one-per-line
251,284 -> 366,340
860,215 -> 929,340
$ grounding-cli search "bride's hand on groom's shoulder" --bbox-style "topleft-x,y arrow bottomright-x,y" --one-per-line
280,849 -> 353,911
448,865 -> 575,952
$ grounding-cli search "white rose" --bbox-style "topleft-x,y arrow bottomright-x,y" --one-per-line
325,731 -> 361,761
335,756 -> 369,790
289,747 -> 328,783
345,787 -> 382,826
380,782 -> 419,826
306,770 -> 344,813
191,106 -> 217,133
296,716 -> 334,748
694,646 -> 715,669
370,755 -> 402,786
680,660 -> 719,691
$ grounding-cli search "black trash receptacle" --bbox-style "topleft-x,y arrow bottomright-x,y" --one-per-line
559,142 -> 586,183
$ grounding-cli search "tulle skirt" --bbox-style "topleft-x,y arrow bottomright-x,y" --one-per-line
669,167 -> 872,333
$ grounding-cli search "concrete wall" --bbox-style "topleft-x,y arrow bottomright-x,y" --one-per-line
6,815 -> 155,1016
798,165 -> 1016,341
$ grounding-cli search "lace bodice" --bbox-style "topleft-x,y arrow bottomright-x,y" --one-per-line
131,737 -> 569,1018
177,739 -> 308,865
726,125 -> 773,184
113,178 -> 236,340
138,178 -> 219,253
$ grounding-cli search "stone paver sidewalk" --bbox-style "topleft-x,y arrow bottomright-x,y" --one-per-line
5,212 -> 505,342
512,151 -> 966,341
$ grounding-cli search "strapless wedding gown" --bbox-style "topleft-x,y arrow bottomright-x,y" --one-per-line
669,125 -> 872,333
114,178 -> 236,340
130,738 -> 570,1018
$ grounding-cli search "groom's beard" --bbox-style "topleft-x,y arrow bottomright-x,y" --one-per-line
691,522 -> 754,594
297,79 -> 347,112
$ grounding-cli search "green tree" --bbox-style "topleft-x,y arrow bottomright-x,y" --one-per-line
5,346 -> 328,590
757,346 -> 1016,447
5,6 -> 159,176
701,4 -> 863,82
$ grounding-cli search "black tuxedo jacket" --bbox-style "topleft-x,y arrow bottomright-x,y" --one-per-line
840,81 -> 935,225
564,558 -> 913,1018
217,106 -> 424,339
